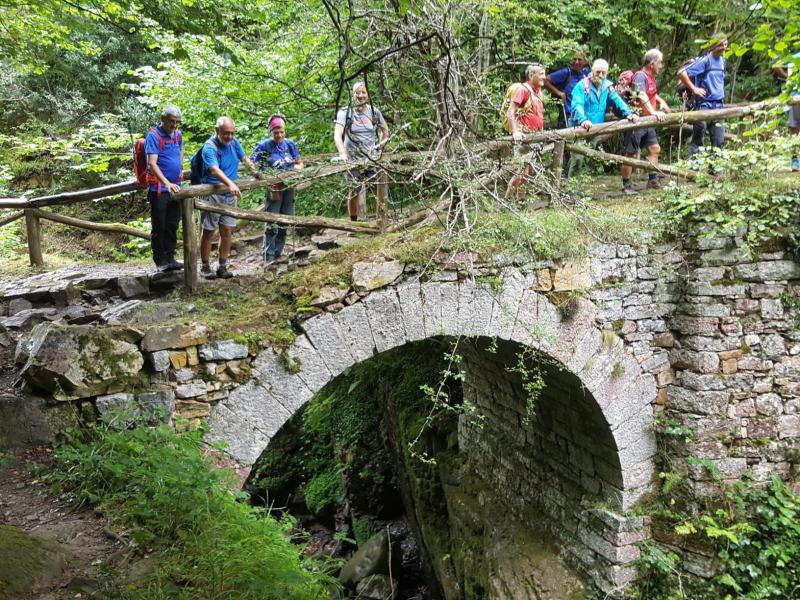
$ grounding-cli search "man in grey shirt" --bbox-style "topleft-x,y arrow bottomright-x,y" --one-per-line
333,82 -> 390,221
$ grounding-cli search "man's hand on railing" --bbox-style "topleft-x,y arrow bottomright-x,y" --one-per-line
652,111 -> 667,122
580,120 -> 593,131
166,182 -> 181,194
626,113 -> 640,123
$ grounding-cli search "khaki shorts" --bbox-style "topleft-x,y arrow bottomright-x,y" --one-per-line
200,193 -> 237,230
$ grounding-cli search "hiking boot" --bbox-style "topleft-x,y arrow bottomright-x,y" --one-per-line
216,266 -> 234,279
156,263 -> 171,273
200,264 -> 215,279
165,260 -> 184,271
622,186 -> 639,195
646,178 -> 662,190
792,157 -> 799,172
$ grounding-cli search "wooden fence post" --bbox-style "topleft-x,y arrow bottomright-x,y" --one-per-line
551,140 -> 565,189
181,198 -> 198,293
376,169 -> 388,233
24,209 -> 43,266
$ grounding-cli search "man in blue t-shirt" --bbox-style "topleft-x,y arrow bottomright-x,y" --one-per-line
199,116 -> 264,279
145,105 -> 184,272
544,50 -> 590,127
678,34 -> 728,159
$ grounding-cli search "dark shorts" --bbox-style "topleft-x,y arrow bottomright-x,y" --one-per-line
623,127 -> 659,154
346,167 -> 377,192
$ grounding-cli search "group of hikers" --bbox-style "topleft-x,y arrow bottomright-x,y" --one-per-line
142,81 -> 388,279
142,32 -> 798,278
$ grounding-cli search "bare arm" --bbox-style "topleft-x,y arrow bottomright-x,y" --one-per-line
506,101 -> 524,140
334,123 -> 347,160
678,68 -> 707,98
241,155 -> 265,179
543,78 -> 565,101
147,154 -> 181,194
208,166 -> 241,197
377,123 -> 390,151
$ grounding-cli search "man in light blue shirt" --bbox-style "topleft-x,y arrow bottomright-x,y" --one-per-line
199,116 -> 263,279
678,34 -> 728,159
570,59 -> 638,129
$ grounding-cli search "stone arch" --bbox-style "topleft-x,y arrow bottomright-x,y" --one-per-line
208,270 -> 658,511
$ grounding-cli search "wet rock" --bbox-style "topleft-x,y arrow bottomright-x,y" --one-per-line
356,574 -> 398,599
311,286 -> 349,308
17,323 -> 145,401
141,323 -> 209,352
1,308 -> 59,331
100,300 -> 144,325
352,261 -> 404,294
339,531 -> 389,585
8,298 -> 33,315
117,275 -> 150,299
198,340 -> 248,361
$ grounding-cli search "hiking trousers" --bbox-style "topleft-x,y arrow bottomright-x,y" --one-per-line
148,190 -> 181,267
263,185 -> 295,260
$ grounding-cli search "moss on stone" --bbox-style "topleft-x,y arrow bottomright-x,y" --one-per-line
0,525 -> 64,596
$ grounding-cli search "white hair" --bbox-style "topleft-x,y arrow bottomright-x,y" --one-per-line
642,48 -> 663,67
161,104 -> 181,118
592,59 -> 609,71
215,116 -> 234,129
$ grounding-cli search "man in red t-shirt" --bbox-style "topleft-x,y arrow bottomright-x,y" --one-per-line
621,48 -> 670,194
506,63 -> 546,198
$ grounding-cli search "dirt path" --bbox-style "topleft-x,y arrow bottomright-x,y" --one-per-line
0,448 -> 129,599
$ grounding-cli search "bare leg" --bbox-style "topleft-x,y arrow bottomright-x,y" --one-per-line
506,164 -> 533,199
200,229 -> 214,264
218,225 -> 233,261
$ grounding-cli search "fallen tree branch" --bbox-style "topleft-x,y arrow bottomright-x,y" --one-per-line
564,143 -> 700,181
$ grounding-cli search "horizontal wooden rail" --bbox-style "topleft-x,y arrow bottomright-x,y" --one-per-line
194,199 -> 379,234
487,98 -> 798,150
564,143 -> 699,181
0,211 -> 24,228
33,208 -> 151,239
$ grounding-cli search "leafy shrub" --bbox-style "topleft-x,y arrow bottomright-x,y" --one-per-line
305,467 -> 344,516
46,423 -> 332,599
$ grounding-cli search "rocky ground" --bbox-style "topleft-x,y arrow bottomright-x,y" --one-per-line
0,448 -> 130,599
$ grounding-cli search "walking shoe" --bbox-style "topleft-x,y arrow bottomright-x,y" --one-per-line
646,178 -> 662,190
156,263 -> 171,273
200,264 -> 215,279
622,186 -> 639,195
165,260 -> 184,271
792,157 -> 799,172
216,266 -> 234,279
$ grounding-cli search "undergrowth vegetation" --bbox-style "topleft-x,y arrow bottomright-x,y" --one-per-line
45,422 -> 334,599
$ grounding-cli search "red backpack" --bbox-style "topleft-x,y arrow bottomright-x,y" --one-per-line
133,127 -> 183,190
615,70 -> 637,102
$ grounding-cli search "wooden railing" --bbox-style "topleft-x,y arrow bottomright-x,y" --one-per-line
0,98 -> 795,292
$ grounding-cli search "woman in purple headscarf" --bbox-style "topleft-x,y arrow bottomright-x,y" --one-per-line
250,114 -> 305,264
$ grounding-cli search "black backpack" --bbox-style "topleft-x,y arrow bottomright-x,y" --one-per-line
189,137 -> 222,184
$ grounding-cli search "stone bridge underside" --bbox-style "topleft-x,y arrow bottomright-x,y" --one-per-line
207,273 -> 658,592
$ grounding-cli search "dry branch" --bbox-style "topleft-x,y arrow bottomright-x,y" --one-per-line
0,211 -> 24,227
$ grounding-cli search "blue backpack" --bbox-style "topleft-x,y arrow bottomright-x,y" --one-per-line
189,137 -> 222,185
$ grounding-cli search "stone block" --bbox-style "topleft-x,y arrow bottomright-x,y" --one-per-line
761,334 -> 786,359
669,349 -> 720,374
721,358 -> 738,374
186,346 -> 199,366
761,299 -> 784,319
169,350 -> 188,369
147,350 -> 170,372
175,383 -> 207,399
198,340 -> 249,362
553,258 -> 592,290
137,389 -> 175,423
351,260 -> 404,294
755,393 -> 783,417
301,312 -> 357,376
395,280 -> 426,342
285,334 -> 332,394
779,415 -> 800,439
668,387 -> 728,416
334,302 -> 376,362
95,393 -> 136,427
733,260 -> 800,282
175,399 -> 210,420
750,283 -> 785,298
670,316 -> 719,336
141,323 -> 209,352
